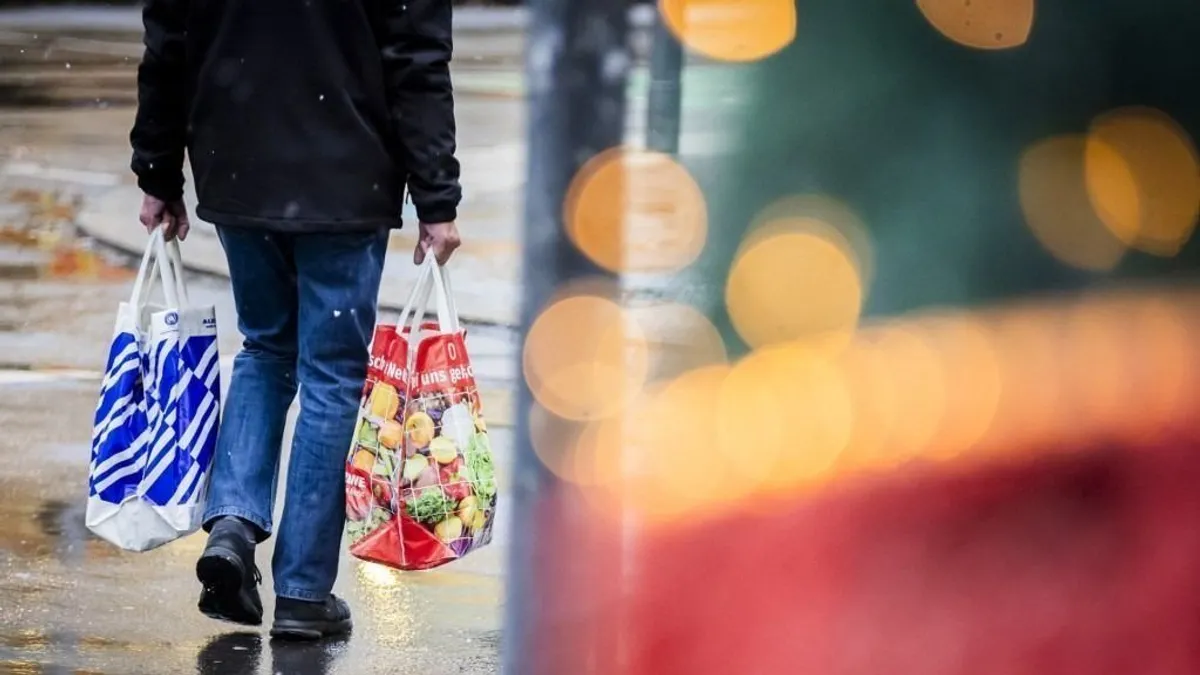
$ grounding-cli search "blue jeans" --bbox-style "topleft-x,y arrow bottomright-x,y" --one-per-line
204,226 -> 388,601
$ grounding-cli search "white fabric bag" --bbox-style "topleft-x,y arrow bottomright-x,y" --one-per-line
86,230 -> 222,552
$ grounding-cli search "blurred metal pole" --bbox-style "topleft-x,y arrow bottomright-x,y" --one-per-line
646,11 -> 684,155
502,0 -> 630,673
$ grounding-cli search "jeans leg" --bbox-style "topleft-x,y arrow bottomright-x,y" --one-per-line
272,228 -> 389,600
203,227 -> 300,540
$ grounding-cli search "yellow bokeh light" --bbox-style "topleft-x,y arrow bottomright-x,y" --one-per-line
715,348 -> 791,499
916,0 -> 1035,50
919,315 -> 1002,459
523,294 -> 649,421
626,366 -> 731,521
867,325 -> 947,462
726,229 -> 864,350
1087,107 -> 1200,257
834,340 -> 900,473
1124,297 -> 1194,439
978,306 -> 1064,456
745,195 -> 875,291
628,300 -> 727,381
564,148 -> 707,274
746,344 -> 854,496
1019,135 -> 1131,271
659,0 -> 797,63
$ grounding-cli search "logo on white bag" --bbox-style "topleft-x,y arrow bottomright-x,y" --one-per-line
165,312 -> 179,327
203,317 -> 216,330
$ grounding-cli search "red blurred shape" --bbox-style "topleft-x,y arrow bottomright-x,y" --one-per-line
532,433 -> 1200,674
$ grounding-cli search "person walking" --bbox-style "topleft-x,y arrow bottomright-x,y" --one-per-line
129,0 -> 462,640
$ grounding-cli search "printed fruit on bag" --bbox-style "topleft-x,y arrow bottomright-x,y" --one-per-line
406,411 -> 435,448
369,383 -> 401,420
372,480 -> 393,507
441,403 -> 475,449
414,466 -> 440,490
435,516 -> 464,543
352,448 -> 375,472
357,420 -> 379,449
378,420 -> 403,450
458,495 -> 479,527
430,437 -> 458,465
401,454 -> 429,486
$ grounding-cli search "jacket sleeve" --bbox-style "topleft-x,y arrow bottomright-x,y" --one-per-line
129,0 -> 189,202
381,0 -> 462,224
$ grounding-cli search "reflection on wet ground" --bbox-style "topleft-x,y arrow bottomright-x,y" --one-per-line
0,384 -> 504,674
0,237 -> 506,674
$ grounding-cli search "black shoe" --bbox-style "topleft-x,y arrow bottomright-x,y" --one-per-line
196,517 -> 264,626
270,595 -> 353,641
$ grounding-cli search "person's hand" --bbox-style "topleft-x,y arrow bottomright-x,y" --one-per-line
414,220 -> 461,265
140,194 -> 190,242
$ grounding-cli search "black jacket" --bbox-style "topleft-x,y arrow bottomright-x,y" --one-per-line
130,0 -> 461,231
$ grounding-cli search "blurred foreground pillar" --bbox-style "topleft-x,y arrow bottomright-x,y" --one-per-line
502,0 -> 629,674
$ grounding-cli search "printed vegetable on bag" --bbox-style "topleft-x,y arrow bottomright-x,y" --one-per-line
342,259 -> 498,570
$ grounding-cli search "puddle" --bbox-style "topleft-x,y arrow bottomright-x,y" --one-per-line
0,478 -> 106,562
0,188 -> 132,284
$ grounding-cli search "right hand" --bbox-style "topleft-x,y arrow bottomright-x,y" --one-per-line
414,220 -> 462,265
140,194 -> 190,242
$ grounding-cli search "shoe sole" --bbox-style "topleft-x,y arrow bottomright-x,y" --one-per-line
196,546 -> 263,626
270,618 -> 354,642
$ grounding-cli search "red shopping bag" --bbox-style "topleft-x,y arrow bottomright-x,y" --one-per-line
344,259 -> 497,571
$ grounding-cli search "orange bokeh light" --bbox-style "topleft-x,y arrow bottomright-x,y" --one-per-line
628,300 -> 728,381
916,0 -> 1035,50
523,294 -> 648,421
726,229 -> 865,351
1019,135 -> 1131,270
564,148 -> 707,274
658,0 -> 797,63
1087,107 -> 1200,257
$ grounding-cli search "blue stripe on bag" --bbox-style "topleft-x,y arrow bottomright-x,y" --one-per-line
89,331 -> 151,502
142,334 -> 221,507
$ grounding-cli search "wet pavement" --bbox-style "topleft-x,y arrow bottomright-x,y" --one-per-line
0,226 -> 509,673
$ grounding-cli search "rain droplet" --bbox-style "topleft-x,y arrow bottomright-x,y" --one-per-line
319,94 -> 325,101
333,310 -> 342,318
65,62 -> 71,69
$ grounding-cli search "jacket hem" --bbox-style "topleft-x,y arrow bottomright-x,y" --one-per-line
196,206 -> 402,233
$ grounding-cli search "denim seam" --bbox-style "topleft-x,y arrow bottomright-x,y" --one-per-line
203,506 -> 273,538
275,587 -> 328,602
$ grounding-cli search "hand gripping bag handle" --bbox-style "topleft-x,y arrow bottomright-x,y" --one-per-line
394,256 -> 456,336
128,228 -> 184,316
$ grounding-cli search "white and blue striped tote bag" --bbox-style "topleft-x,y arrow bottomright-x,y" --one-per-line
86,229 -> 221,552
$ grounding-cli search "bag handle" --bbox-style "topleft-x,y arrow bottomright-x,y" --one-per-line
392,256 -> 456,333
165,238 -> 191,307
151,229 -> 181,309
128,228 -> 183,311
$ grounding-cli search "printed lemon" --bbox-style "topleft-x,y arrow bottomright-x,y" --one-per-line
471,510 -> 486,532
378,420 -> 404,450
369,383 -> 401,420
405,411 -> 435,448
401,454 -> 429,485
457,495 -> 479,526
429,436 -> 459,465
352,448 -> 375,472
435,516 -> 464,543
